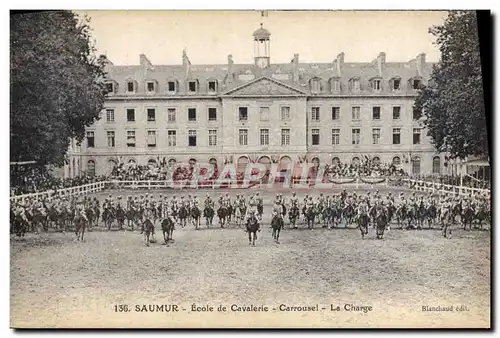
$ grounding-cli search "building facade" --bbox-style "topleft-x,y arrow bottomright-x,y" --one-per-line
65,25 -> 444,178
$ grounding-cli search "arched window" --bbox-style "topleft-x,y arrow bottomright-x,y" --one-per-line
148,159 -> 157,167
432,156 -> 441,174
128,159 -> 136,164
258,156 -> 271,171
279,156 -> 292,171
237,156 -> 250,173
168,158 -> 177,167
329,77 -> 341,92
189,158 -> 197,166
352,157 -> 360,166
87,160 -> 96,176
389,77 -> 402,91
107,159 -> 117,175
369,77 -> 382,91
412,156 -> 421,175
392,156 -> 401,166
332,157 -> 340,166
312,157 -> 320,168
372,156 -> 381,165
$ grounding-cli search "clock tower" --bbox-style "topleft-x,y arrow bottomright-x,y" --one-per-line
253,23 -> 271,69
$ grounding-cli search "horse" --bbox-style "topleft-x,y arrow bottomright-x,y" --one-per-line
425,204 -> 437,229
473,205 -> 490,230
93,204 -> 101,227
47,206 -> 61,231
85,207 -> 95,231
305,205 -> 316,230
271,212 -> 284,244
374,208 -> 388,239
74,214 -> 87,242
126,207 -> 136,230
161,217 -> 175,245
451,201 -> 463,227
102,207 -> 115,231
217,205 -> 229,228
246,213 -> 260,246
415,201 -> 427,229
358,212 -> 370,239
234,205 -> 246,228
257,203 -> 264,221
203,205 -> 214,227
12,213 -> 28,238
329,203 -> 342,228
143,218 -> 156,246
178,205 -> 188,228
190,205 -> 201,230
396,205 -> 408,229
288,204 -> 300,229
441,209 -> 455,239
115,206 -> 126,230
342,204 -> 356,227
461,206 -> 475,231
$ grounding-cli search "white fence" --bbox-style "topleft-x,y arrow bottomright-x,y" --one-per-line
404,179 -> 490,197
9,181 -> 108,202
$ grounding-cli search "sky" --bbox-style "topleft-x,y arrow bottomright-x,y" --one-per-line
79,10 -> 448,66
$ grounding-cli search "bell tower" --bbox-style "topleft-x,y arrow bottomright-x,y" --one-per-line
253,23 -> 271,69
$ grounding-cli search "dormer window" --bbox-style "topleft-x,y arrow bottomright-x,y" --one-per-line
349,78 -> 361,92
391,77 -> 401,91
188,80 -> 198,93
127,81 -> 135,93
167,81 -> 177,93
412,78 -> 422,90
105,82 -> 114,94
310,78 -> 321,93
370,78 -> 381,91
147,81 -> 155,92
208,80 -> 217,93
330,78 -> 340,92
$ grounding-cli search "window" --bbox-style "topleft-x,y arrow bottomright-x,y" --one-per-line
332,129 -> 340,145
281,106 -> 290,120
372,128 -> 380,144
260,107 -> 269,121
332,157 -> 340,165
311,107 -> 320,121
393,106 -> 401,120
412,79 -> 421,90
351,79 -> 360,92
413,128 -> 421,144
260,129 -> 269,146
281,129 -> 290,146
86,131 -> 95,148
147,81 -> 155,92
168,81 -> 176,92
87,160 -> 96,177
147,108 -> 155,122
413,109 -> 419,120
188,130 -> 197,146
393,157 -> 401,166
311,79 -> 321,93
412,156 -> 421,175
208,108 -> 217,121
127,81 -> 135,92
208,81 -> 217,92
372,156 -> 381,165
432,156 -> 441,174
239,129 -> 248,146
188,81 -> 197,93
239,107 -> 248,121
371,79 -> 381,91
188,108 -> 196,122
107,131 -> 115,148
372,107 -> 381,120
208,130 -> 217,146
167,108 -> 176,123
352,106 -> 360,120
331,107 -> 340,120
127,130 -> 136,147
167,130 -> 177,147
392,128 -> 401,145
331,79 -> 340,92
106,83 -> 114,93
311,129 -> 320,145
147,130 -> 156,147
106,109 -> 115,123
351,129 -> 360,145
392,78 -> 401,91
127,109 -> 135,122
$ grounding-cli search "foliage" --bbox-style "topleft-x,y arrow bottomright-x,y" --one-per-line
11,11 -> 107,166
413,11 -> 488,160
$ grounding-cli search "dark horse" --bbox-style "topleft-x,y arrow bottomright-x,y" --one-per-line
190,206 -> 201,230
217,205 -> 229,228
342,205 -> 356,227
305,205 -> 316,230
246,213 -> 260,246
203,205 -> 215,227
271,212 -> 284,244
115,206 -> 126,230
74,214 -> 87,242
161,217 -> 175,245
358,212 -> 370,239
425,204 -> 437,229
143,218 -> 156,246
462,205 -> 475,231
288,204 -> 300,229
178,205 -> 188,228
374,208 -> 388,239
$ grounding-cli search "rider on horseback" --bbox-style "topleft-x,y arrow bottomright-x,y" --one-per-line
245,196 -> 260,232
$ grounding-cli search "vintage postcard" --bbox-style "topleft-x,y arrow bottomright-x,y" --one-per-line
10,10 -> 491,329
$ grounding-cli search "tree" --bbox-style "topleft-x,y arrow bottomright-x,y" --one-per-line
10,11 -> 107,167
413,11 -> 488,160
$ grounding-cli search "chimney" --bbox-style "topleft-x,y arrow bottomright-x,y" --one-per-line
226,54 -> 234,84
98,54 -> 113,66
416,53 -> 426,76
139,54 -> 153,69
182,49 -> 191,77
292,53 -> 299,84
336,52 -> 344,76
377,52 -> 386,76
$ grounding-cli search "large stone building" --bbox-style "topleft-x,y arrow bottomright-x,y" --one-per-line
65,24 -> 444,178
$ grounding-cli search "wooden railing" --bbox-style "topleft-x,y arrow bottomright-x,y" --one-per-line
9,181 -> 108,202
403,179 -> 490,197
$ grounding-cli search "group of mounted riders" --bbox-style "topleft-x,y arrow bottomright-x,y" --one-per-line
11,188 -> 490,242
